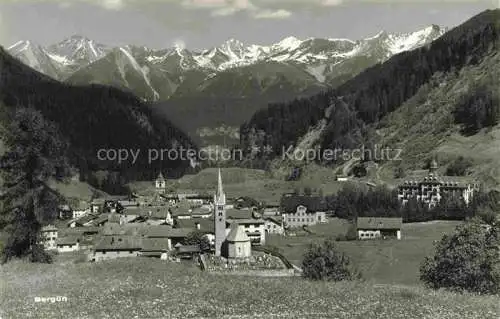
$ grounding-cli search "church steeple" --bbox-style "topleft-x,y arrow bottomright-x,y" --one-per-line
216,168 -> 226,204
429,158 -> 438,175
214,168 -> 227,256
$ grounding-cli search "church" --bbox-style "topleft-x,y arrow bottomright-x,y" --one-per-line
214,169 -> 252,259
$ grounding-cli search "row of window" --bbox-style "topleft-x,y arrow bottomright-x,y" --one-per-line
287,217 -> 318,223
99,251 -> 135,254
359,233 -> 378,238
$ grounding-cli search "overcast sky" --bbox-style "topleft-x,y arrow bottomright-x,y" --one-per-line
0,0 -> 498,50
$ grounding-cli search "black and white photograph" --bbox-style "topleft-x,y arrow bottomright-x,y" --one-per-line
0,0 -> 499,318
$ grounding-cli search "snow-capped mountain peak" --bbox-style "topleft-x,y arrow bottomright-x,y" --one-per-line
6,25 -> 446,87
47,35 -> 109,65
275,36 -> 303,51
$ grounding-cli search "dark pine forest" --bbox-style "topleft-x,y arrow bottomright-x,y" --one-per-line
0,46 -> 196,192
240,10 -> 500,163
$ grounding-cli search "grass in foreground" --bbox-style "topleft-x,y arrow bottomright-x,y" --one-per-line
0,258 -> 498,319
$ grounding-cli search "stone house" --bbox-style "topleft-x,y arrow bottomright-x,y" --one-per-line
90,199 -> 105,214
356,217 -> 403,240
142,206 -> 173,225
56,236 -> 80,253
155,172 -> 166,194
58,205 -> 73,220
143,226 -> 193,250
41,225 -> 58,250
140,238 -> 170,259
170,205 -> 212,220
72,201 -> 91,219
227,218 -> 266,245
281,195 -> 327,228
264,216 -> 285,235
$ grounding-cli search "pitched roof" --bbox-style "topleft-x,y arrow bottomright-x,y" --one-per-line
118,200 -> 139,207
143,226 -> 192,238
227,218 -> 265,225
56,236 -> 79,245
225,223 -> 250,242
356,217 -> 403,230
175,218 -> 214,233
143,206 -> 171,219
72,214 -> 98,225
90,214 -> 109,226
102,223 -> 148,236
41,225 -> 57,232
265,216 -> 283,225
94,236 -> 142,251
176,245 -> 201,253
141,238 -> 170,252
170,205 -> 211,217
226,208 -> 253,219
91,198 -> 106,205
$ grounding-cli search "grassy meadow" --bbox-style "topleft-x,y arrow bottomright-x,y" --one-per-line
1,257 -> 499,319
267,219 -> 462,285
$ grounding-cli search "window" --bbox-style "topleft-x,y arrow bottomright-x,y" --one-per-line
129,250 -> 134,253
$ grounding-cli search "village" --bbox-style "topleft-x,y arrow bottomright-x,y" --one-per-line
39,159 -> 481,274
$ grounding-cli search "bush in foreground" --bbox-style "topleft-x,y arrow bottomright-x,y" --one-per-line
302,238 -> 361,281
420,218 -> 500,294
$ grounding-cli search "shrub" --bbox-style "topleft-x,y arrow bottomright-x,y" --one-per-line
453,83 -> 500,135
183,230 -> 211,252
394,165 -> 406,178
302,238 -> 361,281
420,218 -> 500,294
351,164 -> 367,177
445,156 -> 473,176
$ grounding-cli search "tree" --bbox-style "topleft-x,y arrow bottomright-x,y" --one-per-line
445,156 -> 473,176
302,238 -> 361,281
0,107 -> 70,263
183,230 -> 211,252
303,187 -> 312,196
351,164 -> 367,177
420,218 -> 500,294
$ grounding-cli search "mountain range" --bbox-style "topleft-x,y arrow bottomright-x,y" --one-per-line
0,45 -> 196,194
8,26 -> 446,145
240,9 -> 500,187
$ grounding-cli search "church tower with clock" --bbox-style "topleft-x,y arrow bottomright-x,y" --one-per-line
214,168 -> 226,256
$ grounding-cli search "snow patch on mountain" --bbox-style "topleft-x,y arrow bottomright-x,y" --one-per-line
119,47 -> 160,100
306,64 -> 327,82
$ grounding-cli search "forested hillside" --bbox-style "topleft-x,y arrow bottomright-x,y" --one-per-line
240,10 -> 500,169
0,46 -> 196,190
